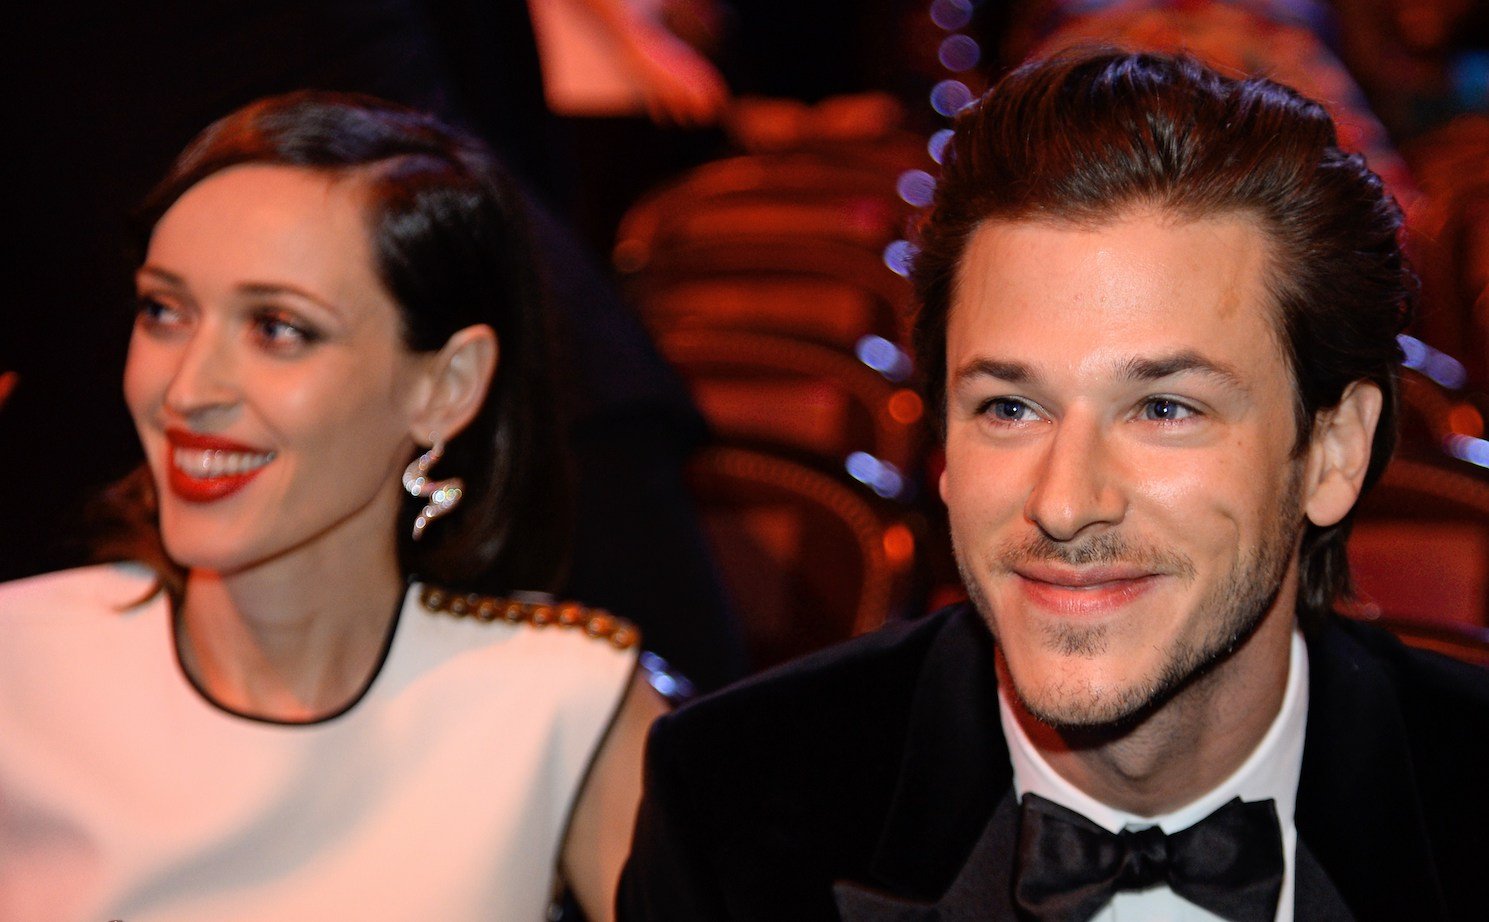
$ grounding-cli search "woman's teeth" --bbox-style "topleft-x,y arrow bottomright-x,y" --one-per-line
172,447 -> 276,479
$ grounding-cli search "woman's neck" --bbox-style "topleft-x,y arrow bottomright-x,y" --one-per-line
176,545 -> 406,722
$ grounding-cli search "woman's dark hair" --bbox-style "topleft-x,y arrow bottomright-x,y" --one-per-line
95,91 -> 570,595
912,49 -> 1415,623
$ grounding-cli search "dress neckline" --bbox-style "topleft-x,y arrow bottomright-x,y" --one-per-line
167,583 -> 412,728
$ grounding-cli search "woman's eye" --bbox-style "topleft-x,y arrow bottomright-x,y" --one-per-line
251,310 -> 321,351
135,296 -> 188,332
1141,398 -> 1196,422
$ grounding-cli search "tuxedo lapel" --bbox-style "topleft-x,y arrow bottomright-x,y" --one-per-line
832,882 -> 941,922
836,790 -> 1023,922
1293,838 -> 1355,922
853,606 -> 1016,904
1296,620 -> 1447,920
930,789 -> 1022,921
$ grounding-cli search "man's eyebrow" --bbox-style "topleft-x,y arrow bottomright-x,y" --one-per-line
1118,352 -> 1251,393
951,358 -> 1035,386
950,353 -> 1252,392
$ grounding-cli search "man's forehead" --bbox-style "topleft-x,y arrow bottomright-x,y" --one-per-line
944,208 -> 1289,382
953,206 -> 1272,271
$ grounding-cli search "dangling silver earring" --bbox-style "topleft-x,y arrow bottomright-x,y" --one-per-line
402,435 -> 464,540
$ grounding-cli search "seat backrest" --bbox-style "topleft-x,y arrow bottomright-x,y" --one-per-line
687,446 -> 920,670
657,328 -> 924,474
626,236 -> 914,348
614,150 -> 918,271
1349,457 -> 1489,627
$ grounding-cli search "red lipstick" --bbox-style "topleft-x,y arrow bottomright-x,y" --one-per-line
164,428 -> 276,503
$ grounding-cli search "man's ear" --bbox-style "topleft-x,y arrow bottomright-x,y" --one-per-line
409,324 -> 498,443
1303,380 -> 1383,528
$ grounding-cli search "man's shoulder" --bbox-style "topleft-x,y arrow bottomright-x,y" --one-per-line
659,604 -> 983,746
1317,615 -> 1489,722
1308,613 -> 1489,819
1301,616 -> 1489,918
646,604 -> 991,831
625,604 -> 998,916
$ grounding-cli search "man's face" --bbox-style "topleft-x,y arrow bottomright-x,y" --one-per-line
940,209 -> 1312,729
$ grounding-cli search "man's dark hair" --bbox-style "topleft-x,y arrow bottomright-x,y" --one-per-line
98,91 -> 569,597
912,49 -> 1414,622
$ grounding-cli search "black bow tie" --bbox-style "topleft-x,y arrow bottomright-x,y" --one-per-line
1012,793 -> 1284,922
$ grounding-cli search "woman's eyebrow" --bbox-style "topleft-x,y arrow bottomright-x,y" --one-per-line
135,264 -> 185,286
238,282 -> 346,318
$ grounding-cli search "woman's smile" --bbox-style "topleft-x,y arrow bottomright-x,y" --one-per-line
166,427 -> 278,502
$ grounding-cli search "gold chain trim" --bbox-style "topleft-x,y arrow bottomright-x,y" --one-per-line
419,586 -> 640,650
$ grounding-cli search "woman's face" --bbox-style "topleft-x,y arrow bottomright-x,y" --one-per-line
125,163 -> 433,576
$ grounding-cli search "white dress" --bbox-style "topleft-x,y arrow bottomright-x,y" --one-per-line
0,563 -> 638,922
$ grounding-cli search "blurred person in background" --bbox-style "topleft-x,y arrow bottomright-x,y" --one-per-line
529,0 -> 734,256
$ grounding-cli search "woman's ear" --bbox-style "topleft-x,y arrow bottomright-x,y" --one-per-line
1303,380 -> 1383,528
409,324 -> 498,442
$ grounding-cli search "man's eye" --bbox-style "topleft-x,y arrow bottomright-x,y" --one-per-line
985,398 -> 1036,422
1141,398 -> 1196,421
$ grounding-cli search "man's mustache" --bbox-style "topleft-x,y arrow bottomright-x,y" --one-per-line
995,532 -> 1197,580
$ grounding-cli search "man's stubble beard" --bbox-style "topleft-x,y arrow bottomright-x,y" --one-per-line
955,464 -> 1305,732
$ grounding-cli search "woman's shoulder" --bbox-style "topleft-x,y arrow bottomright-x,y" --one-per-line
413,584 -> 640,651
403,583 -> 641,687
0,562 -> 158,620
395,584 -> 644,738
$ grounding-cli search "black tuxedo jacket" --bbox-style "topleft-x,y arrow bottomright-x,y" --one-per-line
619,605 -> 1489,920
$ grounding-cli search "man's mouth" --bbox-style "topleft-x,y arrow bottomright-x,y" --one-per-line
1012,563 -> 1162,615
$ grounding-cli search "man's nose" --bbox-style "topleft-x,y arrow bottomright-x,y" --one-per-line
1024,413 -> 1126,541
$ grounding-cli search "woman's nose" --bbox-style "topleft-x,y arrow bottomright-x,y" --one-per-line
162,327 -> 239,423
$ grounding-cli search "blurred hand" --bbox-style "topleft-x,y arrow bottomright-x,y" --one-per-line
619,20 -> 730,127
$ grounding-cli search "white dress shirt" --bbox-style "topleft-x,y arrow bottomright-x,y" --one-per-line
1000,632 -> 1309,922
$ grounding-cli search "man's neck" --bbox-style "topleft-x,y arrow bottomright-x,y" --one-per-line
1008,604 -> 1295,816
